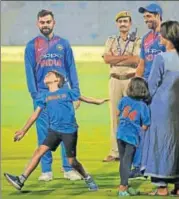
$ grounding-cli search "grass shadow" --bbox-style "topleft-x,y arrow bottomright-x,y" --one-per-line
9,189 -> 55,195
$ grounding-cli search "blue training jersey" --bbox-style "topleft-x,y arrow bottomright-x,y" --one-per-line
36,88 -> 80,134
117,96 -> 150,146
140,31 -> 166,79
24,34 -> 80,99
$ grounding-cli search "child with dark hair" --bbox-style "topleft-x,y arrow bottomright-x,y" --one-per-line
116,77 -> 151,196
4,70 -> 109,192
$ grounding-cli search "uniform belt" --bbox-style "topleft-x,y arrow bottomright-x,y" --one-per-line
110,73 -> 135,80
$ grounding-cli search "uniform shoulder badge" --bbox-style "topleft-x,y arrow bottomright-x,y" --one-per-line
56,44 -> 64,51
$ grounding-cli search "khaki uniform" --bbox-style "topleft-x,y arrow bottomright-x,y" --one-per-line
103,34 -> 141,158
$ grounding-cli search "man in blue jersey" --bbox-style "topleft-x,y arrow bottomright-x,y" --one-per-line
4,70 -> 98,191
132,3 -> 166,178
136,3 -> 165,79
24,9 -> 82,181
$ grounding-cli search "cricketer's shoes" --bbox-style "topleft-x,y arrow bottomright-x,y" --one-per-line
129,167 -> 144,179
85,176 -> 98,191
64,170 -> 83,181
4,173 -> 24,190
38,172 -> 53,181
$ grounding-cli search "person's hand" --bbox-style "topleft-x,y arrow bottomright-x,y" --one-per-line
74,100 -> 81,110
14,130 -> 26,142
95,98 -> 110,105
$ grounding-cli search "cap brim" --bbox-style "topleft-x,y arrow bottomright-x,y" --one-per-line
138,7 -> 146,13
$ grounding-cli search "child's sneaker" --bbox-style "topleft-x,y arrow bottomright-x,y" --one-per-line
118,190 -> 130,196
127,187 -> 140,196
4,173 -> 24,190
85,175 -> 98,191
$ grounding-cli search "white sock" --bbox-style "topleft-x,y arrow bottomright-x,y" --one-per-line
85,175 -> 91,180
19,174 -> 27,183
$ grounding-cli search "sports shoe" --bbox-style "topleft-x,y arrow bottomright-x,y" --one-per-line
127,187 -> 140,196
4,173 -> 24,190
118,190 -> 130,196
38,172 -> 53,181
64,170 -> 82,181
85,176 -> 98,191
129,167 -> 144,179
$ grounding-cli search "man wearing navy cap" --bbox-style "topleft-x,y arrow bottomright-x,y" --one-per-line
136,3 -> 165,79
132,3 -> 166,178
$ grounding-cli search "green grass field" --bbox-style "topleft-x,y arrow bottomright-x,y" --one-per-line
1,61 -> 174,199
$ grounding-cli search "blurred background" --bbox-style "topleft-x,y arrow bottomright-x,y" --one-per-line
1,1 -> 179,46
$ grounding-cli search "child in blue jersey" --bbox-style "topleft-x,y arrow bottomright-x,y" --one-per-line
117,77 -> 151,196
4,70 -> 108,191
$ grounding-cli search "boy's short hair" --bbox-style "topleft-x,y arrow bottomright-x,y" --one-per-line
127,77 -> 150,101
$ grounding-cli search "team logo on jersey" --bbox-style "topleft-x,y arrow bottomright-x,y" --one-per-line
56,44 -> 63,51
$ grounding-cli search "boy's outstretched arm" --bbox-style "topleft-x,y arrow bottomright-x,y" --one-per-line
14,107 -> 42,142
79,96 -> 109,105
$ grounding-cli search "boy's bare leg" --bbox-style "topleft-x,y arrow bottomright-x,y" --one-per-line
23,145 -> 50,178
4,145 -> 50,190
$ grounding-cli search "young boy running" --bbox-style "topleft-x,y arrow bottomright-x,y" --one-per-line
4,70 -> 102,191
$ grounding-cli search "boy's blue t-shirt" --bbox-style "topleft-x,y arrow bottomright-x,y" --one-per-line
117,96 -> 150,146
36,88 -> 79,134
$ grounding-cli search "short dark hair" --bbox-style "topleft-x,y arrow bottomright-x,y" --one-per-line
153,12 -> 162,21
161,20 -> 179,54
145,11 -> 162,21
127,77 -> 150,101
37,9 -> 54,19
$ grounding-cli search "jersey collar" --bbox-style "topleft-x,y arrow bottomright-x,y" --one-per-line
38,33 -> 56,41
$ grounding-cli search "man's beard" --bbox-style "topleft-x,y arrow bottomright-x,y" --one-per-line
40,27 -> 53,36
146,21 -> 157,30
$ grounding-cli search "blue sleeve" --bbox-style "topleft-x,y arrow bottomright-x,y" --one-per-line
141,103 -> 151,126
118,97 -> 125,112
68,89 -> 80,101
140,36 -> 145,60
147,54 -> 165,97
24,41 -> 38,99
35,93 -> 46,109
65,41 -> 81,95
